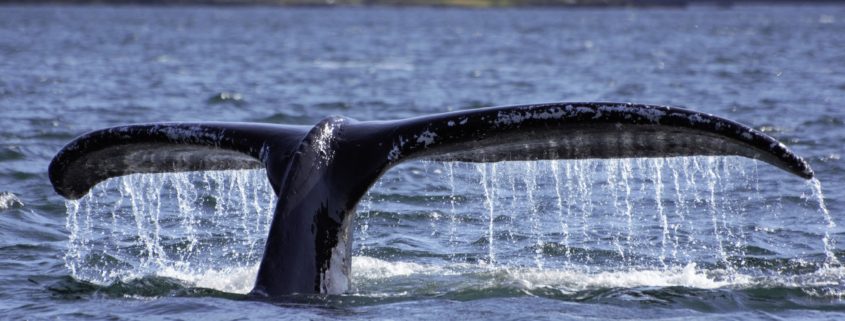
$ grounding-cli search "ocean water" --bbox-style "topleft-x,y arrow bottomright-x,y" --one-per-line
1,4 -> 845,320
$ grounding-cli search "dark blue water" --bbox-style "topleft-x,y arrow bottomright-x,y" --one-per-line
2,4 -> 845,320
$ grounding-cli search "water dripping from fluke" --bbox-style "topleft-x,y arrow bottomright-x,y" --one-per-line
64,170 -> 276,294
58,156 -> 841,299
808,178 -> 840,268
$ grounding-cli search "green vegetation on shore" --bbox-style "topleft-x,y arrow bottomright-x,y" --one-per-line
195,0 -> 685,7
5,0 -> 840,7
0,0 -> 700,7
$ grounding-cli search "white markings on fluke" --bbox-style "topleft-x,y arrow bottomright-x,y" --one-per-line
493,103 -> 675,127
321,217 -> 352,294
388,129 -> 439,162
416,130 -> 438,147
387,136 -> 407,162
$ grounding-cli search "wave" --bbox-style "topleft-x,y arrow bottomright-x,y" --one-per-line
0,191 -> 23,210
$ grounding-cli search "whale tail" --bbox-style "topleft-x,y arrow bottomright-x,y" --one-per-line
48,103 -> 814,296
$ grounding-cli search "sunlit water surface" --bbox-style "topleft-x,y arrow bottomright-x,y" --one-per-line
1,4 -> 845,320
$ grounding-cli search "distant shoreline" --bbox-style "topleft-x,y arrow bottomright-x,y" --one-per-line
2,0 -> 844,8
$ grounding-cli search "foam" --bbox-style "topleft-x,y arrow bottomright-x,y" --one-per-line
157,264 -> 260,294
352,256 -> 444,279
153,256 -> 443,294
149,258 -> 845,298
506,263 -> 742,291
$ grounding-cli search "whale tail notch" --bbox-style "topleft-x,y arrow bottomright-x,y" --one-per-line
48,102 -> 814,297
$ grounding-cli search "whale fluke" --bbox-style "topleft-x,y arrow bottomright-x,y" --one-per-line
48,102 -> 814,296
